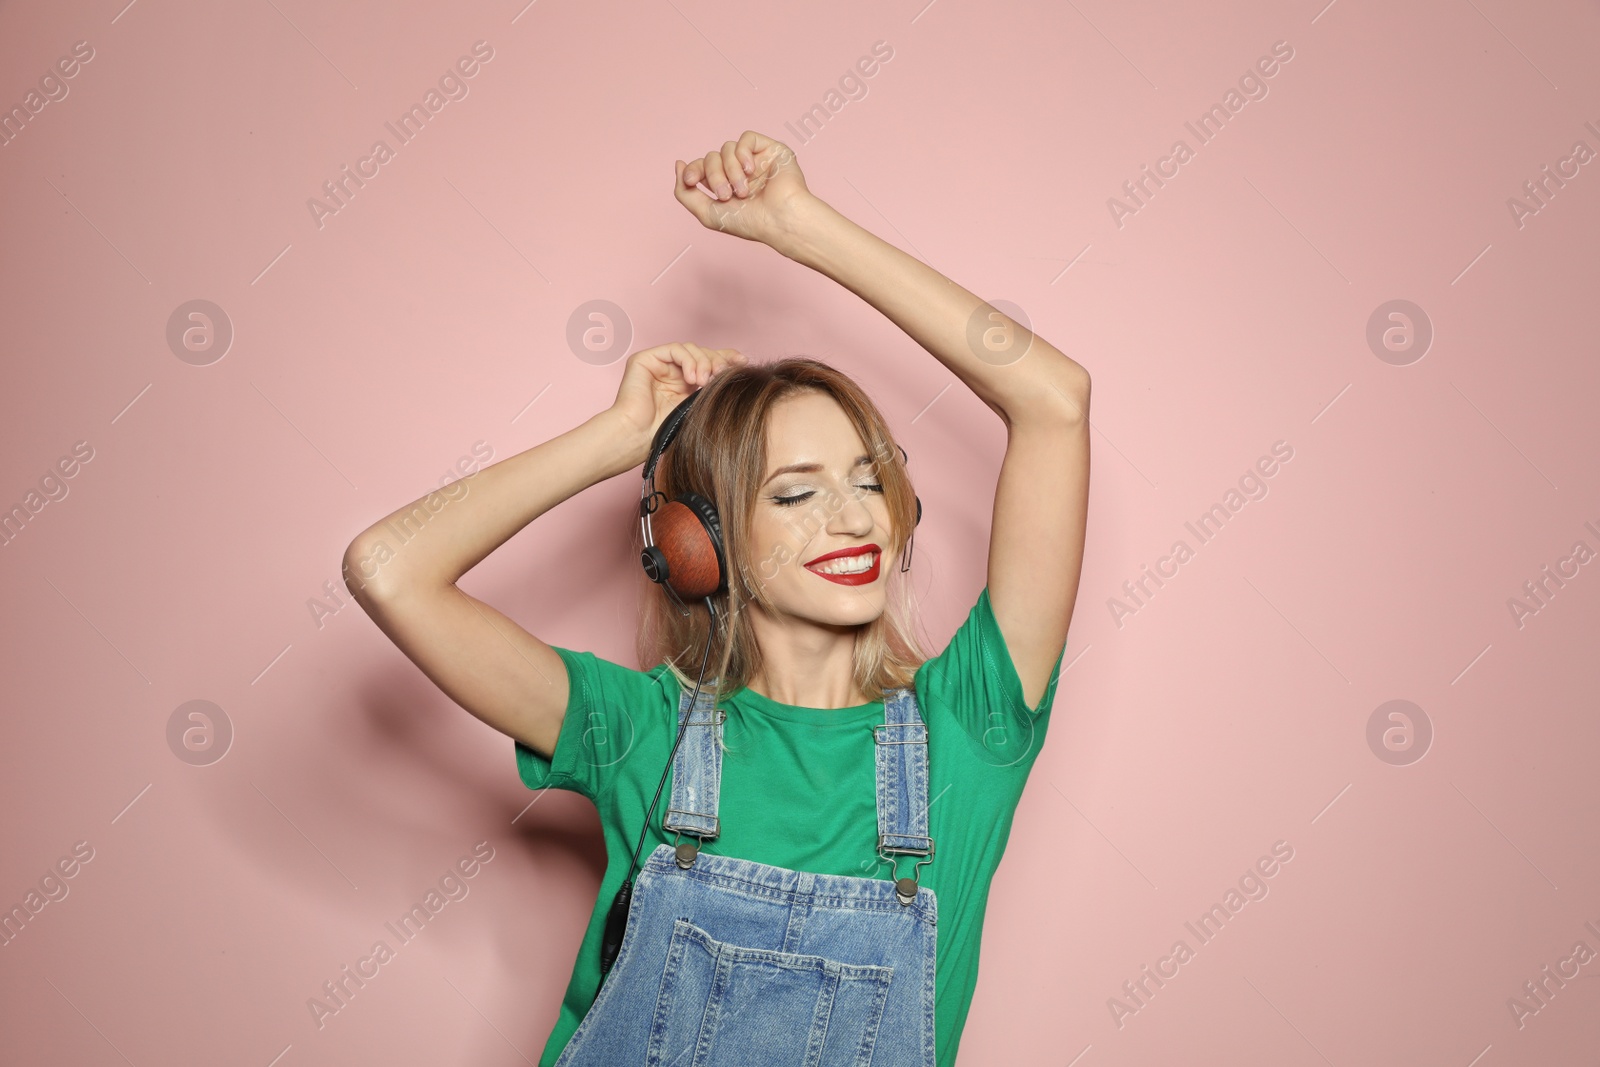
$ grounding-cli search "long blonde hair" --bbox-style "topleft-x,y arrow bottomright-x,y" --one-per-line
635,357 -> 930,704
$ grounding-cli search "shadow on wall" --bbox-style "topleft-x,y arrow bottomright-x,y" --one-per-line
193,509 -> 639,1055
330,506 -> 632,879
329,464 -> 648,889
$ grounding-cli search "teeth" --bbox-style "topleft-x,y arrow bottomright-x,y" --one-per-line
811,551 -> 877,575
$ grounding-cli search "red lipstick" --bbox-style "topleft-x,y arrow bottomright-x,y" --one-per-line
802,543 -> 881,586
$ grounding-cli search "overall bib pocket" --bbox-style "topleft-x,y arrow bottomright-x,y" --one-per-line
644,917 -> 895,1067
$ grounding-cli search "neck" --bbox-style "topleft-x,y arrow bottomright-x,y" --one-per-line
744,611 -> 869,709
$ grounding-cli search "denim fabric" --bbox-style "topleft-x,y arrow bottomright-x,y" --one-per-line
553,682 -> 939,1067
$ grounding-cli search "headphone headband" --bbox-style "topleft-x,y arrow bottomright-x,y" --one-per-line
643,392 -> 700,483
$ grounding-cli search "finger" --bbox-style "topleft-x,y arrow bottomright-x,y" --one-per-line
721,141 -> 748,196
734,132 -> 759,176
756,139 -> 798,189
673,161 -> 715,224
742,131 -> 785,175
693,345 -> 718,384
702,150 -> 732,201
681,341 -> 713,386
682,155 -> 725,205
641,343 -> 685,383
668,343 -> 696,385
665,342 -> 696,388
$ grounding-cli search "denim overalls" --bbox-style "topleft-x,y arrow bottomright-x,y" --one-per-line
553,681 -> 940,1067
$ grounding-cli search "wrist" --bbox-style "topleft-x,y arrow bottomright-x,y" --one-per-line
588,409 -> 654,478
766,193 -> 835,261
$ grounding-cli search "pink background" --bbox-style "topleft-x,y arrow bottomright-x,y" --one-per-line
3,0 -> 1598,1064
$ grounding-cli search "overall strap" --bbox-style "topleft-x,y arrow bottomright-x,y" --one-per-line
874,687 -> 935,860
662,681 -> 724,841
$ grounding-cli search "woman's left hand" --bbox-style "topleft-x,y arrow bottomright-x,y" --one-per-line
674,131 -> 814,246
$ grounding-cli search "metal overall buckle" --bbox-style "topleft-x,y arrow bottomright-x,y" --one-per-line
878,834 -> 935,905
670,820 -> 718,868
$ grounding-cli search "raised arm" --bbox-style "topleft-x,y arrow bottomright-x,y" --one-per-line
675,133 -> 1090,707
342,342 -> 745,757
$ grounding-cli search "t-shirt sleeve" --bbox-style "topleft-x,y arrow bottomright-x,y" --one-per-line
913,585 -> 1066,769
513,646 -> 669,802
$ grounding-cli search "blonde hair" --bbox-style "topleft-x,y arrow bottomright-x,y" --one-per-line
635,356 -> 930,705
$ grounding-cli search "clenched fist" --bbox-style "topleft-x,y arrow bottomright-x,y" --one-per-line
673,130 -> 814,246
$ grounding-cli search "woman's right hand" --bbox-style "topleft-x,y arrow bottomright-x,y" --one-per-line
608,342 -> 747,462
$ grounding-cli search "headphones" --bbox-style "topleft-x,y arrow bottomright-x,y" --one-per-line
599,386 -> 922,982
637,391 -> 730,603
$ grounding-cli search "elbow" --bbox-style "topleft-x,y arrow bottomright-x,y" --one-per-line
344,526 -> 458,604
1045,364 -> 1091,425
341,534 -> 393,605
997,362 -> 1090,429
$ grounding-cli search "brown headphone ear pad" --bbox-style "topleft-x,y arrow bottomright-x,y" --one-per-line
652,497 -> 724,599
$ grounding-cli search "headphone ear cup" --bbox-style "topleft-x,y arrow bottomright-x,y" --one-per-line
914,495 -> 922,527
647,493 -> 726,599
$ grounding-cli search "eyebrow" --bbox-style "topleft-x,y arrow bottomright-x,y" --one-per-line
763,454 -> 873,487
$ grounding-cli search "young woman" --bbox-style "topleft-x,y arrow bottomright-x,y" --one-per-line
344,131 -> 1090,1067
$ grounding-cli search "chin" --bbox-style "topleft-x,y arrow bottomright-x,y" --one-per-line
797,585 -> 888,625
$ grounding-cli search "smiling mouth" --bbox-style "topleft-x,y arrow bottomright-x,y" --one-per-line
803,548 -> 881,585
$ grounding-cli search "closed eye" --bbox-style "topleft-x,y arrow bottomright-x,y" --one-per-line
773,483 -> 884,508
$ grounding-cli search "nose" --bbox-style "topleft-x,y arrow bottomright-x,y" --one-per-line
827,484 -> 877,536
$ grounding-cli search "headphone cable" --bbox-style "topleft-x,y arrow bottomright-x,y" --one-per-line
598,596 -> 721,979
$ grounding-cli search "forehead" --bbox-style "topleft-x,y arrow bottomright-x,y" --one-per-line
763,392 -> 867,468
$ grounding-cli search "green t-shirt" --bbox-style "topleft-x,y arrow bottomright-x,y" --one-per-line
515,586 -> 1065,1067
